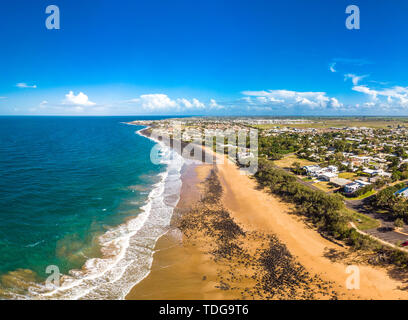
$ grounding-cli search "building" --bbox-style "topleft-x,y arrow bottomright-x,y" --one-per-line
362,168 -> 392,178
395,187 -> 408,198
318,172 -> 338,181
330,177 -> 352,188
344,180 -> 371,194
327,165 -> 338,173
303,165 -> 321,176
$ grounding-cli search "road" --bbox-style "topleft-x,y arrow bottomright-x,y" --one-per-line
280,166 -> 408,246
345,196 -> 408,245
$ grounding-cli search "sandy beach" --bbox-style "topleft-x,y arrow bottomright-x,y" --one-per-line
127,149 -> 408,300
126,163 -> 242,299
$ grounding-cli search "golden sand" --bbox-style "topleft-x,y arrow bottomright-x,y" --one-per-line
127,154 -> 408,300
126,164 -> 237,299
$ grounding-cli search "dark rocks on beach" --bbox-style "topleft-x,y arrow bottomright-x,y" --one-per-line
176,168 -> 337,300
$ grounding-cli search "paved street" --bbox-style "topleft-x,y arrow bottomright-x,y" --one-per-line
280,166 -> 408,247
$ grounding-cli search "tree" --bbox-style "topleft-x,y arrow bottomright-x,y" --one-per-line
292,161 -> 302,174
394,218 -> 404,229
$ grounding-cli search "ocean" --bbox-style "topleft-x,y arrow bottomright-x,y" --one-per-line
0,116 -> 184,299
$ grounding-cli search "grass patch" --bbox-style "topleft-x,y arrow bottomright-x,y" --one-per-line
346,189 -> 376,200
273,154 -> 316,169
314,181 -> 337,193
347,209 -> 380,230
338,172 -> 357,180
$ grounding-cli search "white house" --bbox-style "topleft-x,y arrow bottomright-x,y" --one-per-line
327,165 -> 338,173
303,165 -> 321,176
318,172 -> 338,181
344,180 -> 371,194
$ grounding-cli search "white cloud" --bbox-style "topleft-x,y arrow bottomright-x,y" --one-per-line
129,94 -> 214,112
330,97 -> 342,108
138,94 -> 177,110
16,83 -> 37,89
353,85 -> 408,107
177,97 -> 205,109
241,89 -> 343,109
39,100 -> 48,109
344,73 -> 368,85
329,62 -> 337,73
209,99 -> 224,109
352,85 -> 378,101
64,91 -> 96,106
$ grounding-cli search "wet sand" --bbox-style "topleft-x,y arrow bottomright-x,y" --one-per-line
126,163 -> 235,299
127,163 -> 335,300
127,150 -> 408,300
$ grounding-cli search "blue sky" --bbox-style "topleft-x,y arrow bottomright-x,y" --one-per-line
1,0 -> 408,116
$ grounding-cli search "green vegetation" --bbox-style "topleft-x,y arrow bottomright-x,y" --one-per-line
255,159 -> 365,243
346,189 -> 376,200
252,118 -> 408,130
273,155 -> 316,169
338,172 -> 357,179
254,158 -> 408,268
394,218 -> 404,229
259,135 -> 301,160
347,209 -> 380,230
314,181 -> 336,193
371,183 -> 408,221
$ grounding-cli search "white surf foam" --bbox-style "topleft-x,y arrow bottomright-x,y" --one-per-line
25,128 -> 185,300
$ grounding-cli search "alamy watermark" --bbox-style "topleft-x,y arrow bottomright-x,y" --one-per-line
43,4 -> 360,31
345,5 -> 360,30
345,265 -> 360,290
45,265 -> 61,289
45,5 -> 60,30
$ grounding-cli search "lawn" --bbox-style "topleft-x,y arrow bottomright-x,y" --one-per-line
274,154 -> 316,169
347,209 -> 380,230
338,172 -> 357,180
314,181 -> 337,193
346,189 -> 376,200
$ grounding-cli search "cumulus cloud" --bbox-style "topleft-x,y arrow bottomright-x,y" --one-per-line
64,91 -> 96,106
209,99 -> 224,109
129,94 -> 220,112
241,89 -> 343,109
16,83 -> 37,89
137,94 -> 177,110
329,62 -> 337,73
353,85 -> 408,107
177,97 -> 205,109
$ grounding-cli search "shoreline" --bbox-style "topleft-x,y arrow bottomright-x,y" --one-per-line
127,131 -> 408,299
12,125 -> 185,299
127,162 -> 338,299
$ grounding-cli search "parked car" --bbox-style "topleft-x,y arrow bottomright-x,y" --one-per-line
401,240 -> 408,247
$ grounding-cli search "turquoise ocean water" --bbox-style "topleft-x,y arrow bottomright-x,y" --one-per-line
0,116 -> 184,299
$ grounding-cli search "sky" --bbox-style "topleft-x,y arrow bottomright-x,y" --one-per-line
1,0 -> 408,116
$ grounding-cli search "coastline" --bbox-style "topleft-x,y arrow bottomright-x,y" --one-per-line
126,127 -> 232,299
18,125 -> 186,299
127,131 -> 408,300
126,163 -> 231,299
127,160 -> 337,300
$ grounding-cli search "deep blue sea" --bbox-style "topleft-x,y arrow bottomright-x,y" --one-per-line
0,116 -> 184,299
